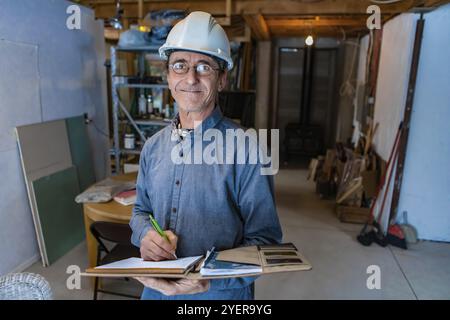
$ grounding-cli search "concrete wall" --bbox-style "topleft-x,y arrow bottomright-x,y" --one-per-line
0,0 -> 109,274
255,41 -> 272,130
397,4 -> 450,241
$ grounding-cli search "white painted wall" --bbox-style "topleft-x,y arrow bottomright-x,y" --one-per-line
397,4 -> 450,241
370,4 -> 450,241
0,0 -> 109,274
370,13 -> 418,232
373,13 -> 418,160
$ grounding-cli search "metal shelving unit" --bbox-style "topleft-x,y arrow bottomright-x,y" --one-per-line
110,45 -> 170,174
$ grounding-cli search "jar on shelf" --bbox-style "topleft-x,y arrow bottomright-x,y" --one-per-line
124,133 -> 135,150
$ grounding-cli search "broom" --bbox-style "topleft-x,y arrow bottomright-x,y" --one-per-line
357,122 -> 403,247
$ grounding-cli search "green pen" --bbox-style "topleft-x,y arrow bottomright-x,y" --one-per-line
148,214 -> 177,259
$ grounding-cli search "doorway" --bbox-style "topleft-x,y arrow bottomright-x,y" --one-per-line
276,45 -> 337,161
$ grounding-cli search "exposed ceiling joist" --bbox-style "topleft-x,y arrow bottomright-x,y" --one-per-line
242,14 -> 270,41
423,0 -> 449,6
266,18 -> 367,28
80,0 -> 445,39
80,0 -> 429,18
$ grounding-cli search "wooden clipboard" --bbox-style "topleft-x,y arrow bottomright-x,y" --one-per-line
81,243 -> 312,280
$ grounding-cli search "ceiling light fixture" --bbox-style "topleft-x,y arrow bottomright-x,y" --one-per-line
109,0 -> 124,30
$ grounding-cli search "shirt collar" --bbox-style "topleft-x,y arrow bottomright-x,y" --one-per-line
171,105 -> 223,140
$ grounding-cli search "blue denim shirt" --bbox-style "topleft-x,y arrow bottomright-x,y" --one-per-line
129,106 -> 283,300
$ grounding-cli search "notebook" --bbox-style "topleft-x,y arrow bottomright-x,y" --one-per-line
94,256 -> 203,275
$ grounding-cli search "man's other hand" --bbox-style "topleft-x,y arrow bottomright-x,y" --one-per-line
134,277 -> 210,296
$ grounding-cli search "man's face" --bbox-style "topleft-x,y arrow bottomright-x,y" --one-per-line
167,51 -> 227,113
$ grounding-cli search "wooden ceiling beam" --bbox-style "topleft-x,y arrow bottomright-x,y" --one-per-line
423,0 -> 449,7
271,29 -> 362,38
231,25 -> 252,42
80,0 -> 429,19
266,18 -> 367,28
242,14 -> 270,41
269,25 -> 366,31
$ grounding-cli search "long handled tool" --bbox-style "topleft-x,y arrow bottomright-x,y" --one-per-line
357,122 -> 403,246
371,141 -> 400,247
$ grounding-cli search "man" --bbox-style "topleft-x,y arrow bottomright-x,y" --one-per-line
130,11 -> 282,300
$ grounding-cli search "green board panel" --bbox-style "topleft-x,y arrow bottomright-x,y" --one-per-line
32,166 -> 85,265
65,116 -> 96,191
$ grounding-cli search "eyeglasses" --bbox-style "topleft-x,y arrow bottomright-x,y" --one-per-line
168,61 -> 221,76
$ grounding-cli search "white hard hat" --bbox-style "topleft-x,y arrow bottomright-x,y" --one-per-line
159,11 -> 233,70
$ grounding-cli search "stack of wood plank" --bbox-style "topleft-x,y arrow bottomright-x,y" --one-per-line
308,121 -> 384,224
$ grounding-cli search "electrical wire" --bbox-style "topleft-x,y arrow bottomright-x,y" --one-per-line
90,119 -> 111,138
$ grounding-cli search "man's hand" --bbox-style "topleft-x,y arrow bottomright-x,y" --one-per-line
134,277 -> 210,296
140,229 -> 178,261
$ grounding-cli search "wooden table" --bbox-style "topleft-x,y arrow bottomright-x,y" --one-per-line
83,172 -> 137,269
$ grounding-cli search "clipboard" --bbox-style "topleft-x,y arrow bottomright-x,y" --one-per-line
81,243 -> 312,280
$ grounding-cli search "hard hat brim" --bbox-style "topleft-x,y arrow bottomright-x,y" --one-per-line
159,45 -> 233,71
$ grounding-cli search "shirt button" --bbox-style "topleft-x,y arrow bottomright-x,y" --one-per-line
175,180 -> 180,186
172,208 -> 177,213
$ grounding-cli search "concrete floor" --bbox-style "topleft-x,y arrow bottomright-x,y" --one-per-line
25,168 -> 450,300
